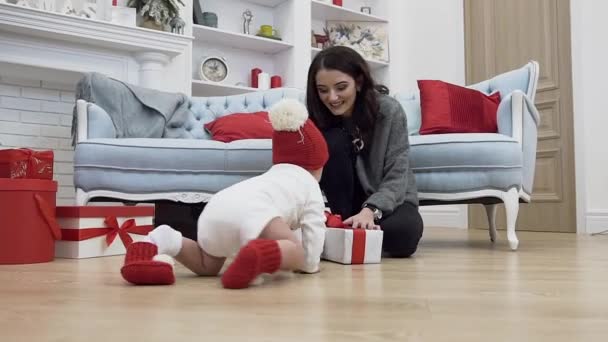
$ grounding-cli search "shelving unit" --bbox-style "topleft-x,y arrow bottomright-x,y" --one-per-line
190,0 -> 393,97
192,24 -> 293,54
192,80 -> 258,97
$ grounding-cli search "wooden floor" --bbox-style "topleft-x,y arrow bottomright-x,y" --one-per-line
2,228 -> 608,342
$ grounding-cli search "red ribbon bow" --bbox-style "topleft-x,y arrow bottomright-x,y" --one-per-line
60,216 -> 153,248
325,211 -> 348,228
105,216 -> 136,248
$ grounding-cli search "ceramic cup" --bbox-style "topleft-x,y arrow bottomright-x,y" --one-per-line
260,25 -> 278,37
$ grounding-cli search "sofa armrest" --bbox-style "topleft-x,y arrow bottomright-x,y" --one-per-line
76,99 -> 116,143
497,90 -> 540,200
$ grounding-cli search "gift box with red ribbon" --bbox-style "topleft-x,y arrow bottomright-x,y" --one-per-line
55,205 -> 155,259
321,212 -> 383,264
0,148 -> 54,180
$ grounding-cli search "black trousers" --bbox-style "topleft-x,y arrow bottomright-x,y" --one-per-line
320,127 -> 424,257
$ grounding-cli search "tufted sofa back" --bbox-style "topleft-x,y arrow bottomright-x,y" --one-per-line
163,88 -> 305,139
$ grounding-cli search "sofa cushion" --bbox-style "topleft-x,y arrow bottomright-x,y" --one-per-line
204,111 -> 272,142
410,133 -> 523,193
166,88 -> 304,140
74,138 -> 273,194
418,80 -> 500,135
393,92 -> 421,135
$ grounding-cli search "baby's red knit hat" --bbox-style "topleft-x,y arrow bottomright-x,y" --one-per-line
269,99 -> 328,170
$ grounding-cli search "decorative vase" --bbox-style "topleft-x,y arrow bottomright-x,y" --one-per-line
202,12 -> 218,28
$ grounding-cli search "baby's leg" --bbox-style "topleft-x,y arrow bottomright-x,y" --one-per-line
258,217 -> 305,271
175,238 -> 226,276
221,217 -> 305,289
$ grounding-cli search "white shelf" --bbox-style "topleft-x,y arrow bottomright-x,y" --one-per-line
245,0 -> 289,7
311,0 -> 388,22
192,80 -> 259,97
193,24 -> 293,54
311,47 -> 389,69
0,3 -> 192,57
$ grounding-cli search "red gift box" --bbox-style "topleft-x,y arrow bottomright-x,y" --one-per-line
55,205 -> 155,259
0,178 -> 59,264
0,148 -> 54,180
322,212 -> 383,264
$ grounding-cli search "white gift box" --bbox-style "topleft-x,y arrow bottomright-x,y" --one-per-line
55,205 -> 154,259
322,227 -> 383,264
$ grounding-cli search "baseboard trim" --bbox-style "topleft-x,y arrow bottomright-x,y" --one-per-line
420,205 -> 468,229
585,210 -> 608,234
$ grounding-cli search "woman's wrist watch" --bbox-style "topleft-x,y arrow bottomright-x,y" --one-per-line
363,203 -> 383,222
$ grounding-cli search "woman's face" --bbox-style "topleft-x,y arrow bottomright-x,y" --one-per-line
315,68 -> 358,117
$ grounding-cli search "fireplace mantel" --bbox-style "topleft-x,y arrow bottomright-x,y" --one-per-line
0,3 -> 193,92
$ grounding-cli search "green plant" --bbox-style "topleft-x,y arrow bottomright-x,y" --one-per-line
128,0 -> 186,26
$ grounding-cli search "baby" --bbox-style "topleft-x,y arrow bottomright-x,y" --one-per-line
120,99 -> 329,289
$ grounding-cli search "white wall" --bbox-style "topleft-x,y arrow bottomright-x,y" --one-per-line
0,64 -> 81,205
570,0 -> 608,234
393,0 -> 466,93
388,0 -> 467,229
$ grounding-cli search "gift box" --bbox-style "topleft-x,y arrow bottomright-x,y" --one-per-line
0,178 -> 60,264
0,148 -> 54,180
321,212 -> 383,264
55,205 -> 155,259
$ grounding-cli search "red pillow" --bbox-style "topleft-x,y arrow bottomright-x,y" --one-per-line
204,111 -> 272,142
417,80 -> 500,135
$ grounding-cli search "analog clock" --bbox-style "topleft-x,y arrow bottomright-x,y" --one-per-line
199,56 -> 228,83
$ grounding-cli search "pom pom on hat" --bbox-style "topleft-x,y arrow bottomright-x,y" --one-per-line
269,99 -> 309,131
269,99 -> 329,170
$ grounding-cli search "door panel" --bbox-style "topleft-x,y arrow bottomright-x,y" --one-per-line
465,0 -> 576,232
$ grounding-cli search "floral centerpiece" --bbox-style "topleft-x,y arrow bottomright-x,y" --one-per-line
128,0 -> 185,31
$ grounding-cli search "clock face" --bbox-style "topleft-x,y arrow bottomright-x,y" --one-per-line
201,57 -> 228,82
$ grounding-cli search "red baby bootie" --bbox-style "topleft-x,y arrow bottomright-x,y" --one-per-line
221,239 -> 281,289
120,242 -> 175,285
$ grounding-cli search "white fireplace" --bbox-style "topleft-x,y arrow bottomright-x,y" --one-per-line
0,3 -> 193,204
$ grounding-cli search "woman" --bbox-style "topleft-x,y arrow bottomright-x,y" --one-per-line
306,46 -> 423,257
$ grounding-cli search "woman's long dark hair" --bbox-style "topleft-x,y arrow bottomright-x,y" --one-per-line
306,46 -> 388,147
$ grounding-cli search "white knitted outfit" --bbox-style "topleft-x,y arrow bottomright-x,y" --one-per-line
197,163 -> 326,273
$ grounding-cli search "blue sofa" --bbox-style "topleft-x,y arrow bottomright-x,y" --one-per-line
73,61 -> 539,250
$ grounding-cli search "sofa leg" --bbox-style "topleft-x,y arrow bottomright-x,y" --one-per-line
502,188 -> 520,251
76,188 -> 89,206
484,204 -> 498,243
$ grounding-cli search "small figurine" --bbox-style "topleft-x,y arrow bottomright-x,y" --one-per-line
242,9 -> 253,35
170,16 -> 185,35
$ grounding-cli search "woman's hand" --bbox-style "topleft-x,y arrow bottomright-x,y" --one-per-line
344,208 -> 380,230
